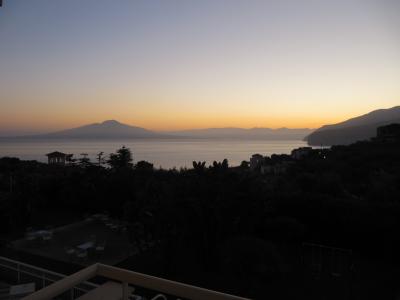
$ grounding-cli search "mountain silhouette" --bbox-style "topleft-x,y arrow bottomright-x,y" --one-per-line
40,120 -> 160,139
165,127 -> 313,139
306,106 -> 400,146
5,121 -> 312,140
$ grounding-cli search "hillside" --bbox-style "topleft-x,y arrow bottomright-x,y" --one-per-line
306,106 -> 400,145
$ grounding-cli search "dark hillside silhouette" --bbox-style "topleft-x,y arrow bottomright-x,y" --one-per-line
306,106 -> 400,145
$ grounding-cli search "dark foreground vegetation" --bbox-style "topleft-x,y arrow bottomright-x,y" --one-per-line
1,128 -> 400,299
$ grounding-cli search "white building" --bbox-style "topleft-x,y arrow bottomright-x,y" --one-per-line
291,147 -> 312,160
249,154 -> 264,170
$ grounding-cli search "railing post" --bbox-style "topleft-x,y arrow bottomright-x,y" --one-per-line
122,282 -> 129,300
17,263 -> 20,283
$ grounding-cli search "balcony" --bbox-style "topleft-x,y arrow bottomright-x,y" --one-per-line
19,262 -> 248,300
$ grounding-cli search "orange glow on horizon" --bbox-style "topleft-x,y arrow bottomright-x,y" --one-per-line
0,112 -> 373,133
1,89 -> 398,133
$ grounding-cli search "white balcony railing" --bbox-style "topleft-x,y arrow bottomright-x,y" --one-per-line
19,262 -> 249,300
0,255 -> 98,298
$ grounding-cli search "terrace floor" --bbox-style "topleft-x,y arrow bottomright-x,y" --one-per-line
11,216 -> 136,266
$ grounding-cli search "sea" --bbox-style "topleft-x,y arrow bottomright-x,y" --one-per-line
0,138 -> 308,169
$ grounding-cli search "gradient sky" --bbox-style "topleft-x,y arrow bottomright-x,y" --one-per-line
0,0 -> 399,133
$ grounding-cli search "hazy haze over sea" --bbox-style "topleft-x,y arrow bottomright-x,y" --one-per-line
0,138 -> 307,169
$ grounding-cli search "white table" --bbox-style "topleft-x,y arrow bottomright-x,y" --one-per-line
77,241 -> 95,250
28,230 -> 52,240
35,230 -> 51,236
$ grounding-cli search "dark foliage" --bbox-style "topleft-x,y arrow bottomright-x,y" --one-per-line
1,140 -> 400,299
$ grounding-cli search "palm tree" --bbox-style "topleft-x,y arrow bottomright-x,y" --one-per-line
192,161 -> 206,172
96,151 -> 105,166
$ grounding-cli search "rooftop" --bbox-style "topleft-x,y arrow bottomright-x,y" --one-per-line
45,151 -> 68,157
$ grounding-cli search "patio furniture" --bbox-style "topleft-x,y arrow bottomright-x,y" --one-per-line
95,241 -> 106,254
42,232 -> 53,241
76,249 -> 88,259
65,247 -> 75,255
26,229 -> 53,241
77,241 -> 95,251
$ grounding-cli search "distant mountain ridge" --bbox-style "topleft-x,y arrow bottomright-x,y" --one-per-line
165,127 -> 313,139
3,120 -> 313,140
40,120 -> 161,139
306,106 -> 400,146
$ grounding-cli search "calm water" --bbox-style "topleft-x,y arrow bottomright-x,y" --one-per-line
0,139 -> 307,169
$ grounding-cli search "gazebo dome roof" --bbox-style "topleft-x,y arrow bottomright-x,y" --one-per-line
46,151 -> 67,157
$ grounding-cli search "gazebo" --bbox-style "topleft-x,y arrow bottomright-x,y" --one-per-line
46,151 -> 72,165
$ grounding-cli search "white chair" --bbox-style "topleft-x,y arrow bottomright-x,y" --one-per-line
42,232 -> 53,241
95,242 -> 106,253
76,249 -> 88,259
65,247 -> 75,255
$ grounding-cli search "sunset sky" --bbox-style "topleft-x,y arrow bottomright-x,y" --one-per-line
0,0 -> 399,134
